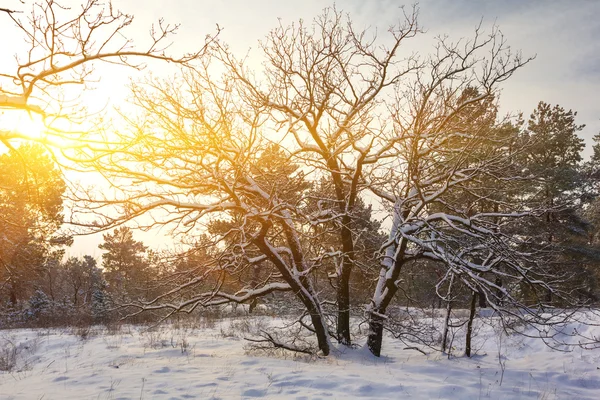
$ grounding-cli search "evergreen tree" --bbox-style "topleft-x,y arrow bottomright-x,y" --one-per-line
62,255 -> 100,307
521,102 -> 593,302
525,101 -> 585,212
591,132 -> 600,166
27,289 -> 51,321
91,279 -> 110,323
99,227 -> 148,302
0,143 -> 69,304
206,144 -> 313,306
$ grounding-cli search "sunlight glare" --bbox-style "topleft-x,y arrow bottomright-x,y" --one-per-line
0,109 -> 47,142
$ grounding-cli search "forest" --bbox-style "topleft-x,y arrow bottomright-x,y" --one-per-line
1,2 -> 600,390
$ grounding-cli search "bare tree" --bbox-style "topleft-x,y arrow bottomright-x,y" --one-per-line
216,8 -> 571,357
218,6 -> 422,346
362,31 -> 580,354
61,7 -> 586,358
0,0 -> 216,149
67,63 -> 334,355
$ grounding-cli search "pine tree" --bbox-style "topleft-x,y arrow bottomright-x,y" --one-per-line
0,144 -> 69,304
522,102 -> 591,302
91,280 -> 110,323
591,132 -> 600,166
206,144 -> 313,308
98,227 -> 148,302
62,255 -> 100,307
27,290 -> 50,321
525,102 -> 585,211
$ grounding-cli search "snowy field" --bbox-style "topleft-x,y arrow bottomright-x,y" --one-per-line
1,313 -> 600,400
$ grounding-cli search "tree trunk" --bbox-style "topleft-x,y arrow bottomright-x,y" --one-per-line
478,288 -> 487,308
367,311 -> 385,357
248,298 -> 257,314
337,260 -> 351,345
366,225 -> 409,357
441,301 -> 453,354
254,226 -> 331,356
465,291 -> 478,357
336,220 -> 354,346
248,265 -> 260,314
286,283 -> 331,356
367,209 -> 408,357
309,307 -> 331,356
495,277 -> 504,306
442,273 -> 455,353
9,286 -> 17,305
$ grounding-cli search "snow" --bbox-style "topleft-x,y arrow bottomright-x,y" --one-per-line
1,313 -> 600,399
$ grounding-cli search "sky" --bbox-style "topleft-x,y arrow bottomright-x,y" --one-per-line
1,0 -> 600,258
94,0 -> 600,152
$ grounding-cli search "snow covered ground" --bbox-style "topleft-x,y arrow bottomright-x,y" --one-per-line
1,313 -> 600,399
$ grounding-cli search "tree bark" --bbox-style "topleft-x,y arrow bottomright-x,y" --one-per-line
9,286 -> 17,305
495,277 -> 504,306
366,226 -> 409,356
367,311 -> 385,357
478,288 -> 487,308
248,265 -> 260,314
334,179 -> 357,346
442,273 -> 455,353
465,291 -> 478,357
337,245 -> 352,345
308,305 -> 331,355
254,223 -> 331,356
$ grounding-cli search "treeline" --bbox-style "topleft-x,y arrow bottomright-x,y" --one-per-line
0,145 -> 382,325
2,99 -> 600,329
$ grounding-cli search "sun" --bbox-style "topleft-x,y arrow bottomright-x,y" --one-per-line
0,108 -> 89,150
0,108 -> 47,142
